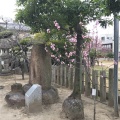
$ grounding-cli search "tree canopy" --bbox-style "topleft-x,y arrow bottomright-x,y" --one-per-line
15,0 -> 120,98
16,0 -> 117,33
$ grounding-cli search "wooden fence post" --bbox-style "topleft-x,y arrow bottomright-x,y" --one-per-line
65,65 -> 69,88
60,64 -> 64,86
85,68 -> 91,96
100,70 -> 106,102
108,68 -> 114,107
72,67 -> 75,89
55,66 -> 58,83
57,66 -> 60,85
69,66 -> 73,89
61,64 -> 65,86
93,70 -> 98,98
59,65 -> 63,86
52,65 -> 56,83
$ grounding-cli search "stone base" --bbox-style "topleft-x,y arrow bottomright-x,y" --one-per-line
62,97 -> 84,120
23,84 -> 31,95
22,84 -> 59,104
5,83 -> 59,108
5,83 -> 25,108
11,83 -> 23,92
5,92 -> 25,108
42,86 -> 59,104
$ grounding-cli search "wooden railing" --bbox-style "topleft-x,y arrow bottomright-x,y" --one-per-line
52,65 -> 120,106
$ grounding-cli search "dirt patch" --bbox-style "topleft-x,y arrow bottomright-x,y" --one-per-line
0,75 -> 120,120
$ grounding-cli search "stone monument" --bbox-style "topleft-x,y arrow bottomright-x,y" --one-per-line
25,84 -> 42,113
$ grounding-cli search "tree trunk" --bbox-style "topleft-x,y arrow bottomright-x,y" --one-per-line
62,24 -> 84,120
90,57 -> 95,66
69,24 -> 83,99
29,44 -> 52,90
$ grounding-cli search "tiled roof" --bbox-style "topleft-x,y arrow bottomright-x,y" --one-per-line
0,22 -> 31,31
0,22 -> 31,49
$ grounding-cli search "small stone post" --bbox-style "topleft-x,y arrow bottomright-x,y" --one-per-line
100,71 -> 106,102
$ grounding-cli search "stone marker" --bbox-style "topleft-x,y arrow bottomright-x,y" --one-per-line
25,84 -> 42,113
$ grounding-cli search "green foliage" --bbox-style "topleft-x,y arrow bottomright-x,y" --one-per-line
0,26 -> 6,32
16,0 -> 112,33
47,39 -> 75,65
107,0 -> 120,13
0,31 -> 13,39
106,52 -> 114,58
16,0 -> 61,32
0,26 -> 13,39
11,46 -> 22,56
47,39 -> 65,47
92,0 -> 120,17
16,0 -> 27,6
89,48 -> 102,58
89,49 -> 96,58
13,46 -> 21,51
20,37 -> 32,45
33,32 -> 47,44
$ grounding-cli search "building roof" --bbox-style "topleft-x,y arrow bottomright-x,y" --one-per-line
0,22 -> 31,32
0,22 -> 31,49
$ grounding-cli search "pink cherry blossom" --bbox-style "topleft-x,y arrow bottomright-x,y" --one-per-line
45,47 -> 48,52
47,29 -> 50,33
54,20 -> 60,30
69,37 -> 77,43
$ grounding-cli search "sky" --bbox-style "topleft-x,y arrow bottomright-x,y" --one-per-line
0,0 -> 17,21
0,0 -> 119,36
86,21 -> 114,37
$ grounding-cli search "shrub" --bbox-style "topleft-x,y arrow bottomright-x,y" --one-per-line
106,52 -> 114,58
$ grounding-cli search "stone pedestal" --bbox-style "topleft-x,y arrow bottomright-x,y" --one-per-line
5,92 -> 25,107
5,83 -> 25,108
62,97 -> 84,120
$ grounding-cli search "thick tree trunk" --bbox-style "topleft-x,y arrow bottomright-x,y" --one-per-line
29,44 -> 52,90
69,24 -> 83,99
62,24 -> 84,120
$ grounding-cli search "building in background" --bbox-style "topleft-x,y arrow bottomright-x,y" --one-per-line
100,34 -> 120,53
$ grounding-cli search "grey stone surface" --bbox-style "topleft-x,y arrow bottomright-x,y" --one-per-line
25,84 -> 42,113
42,86 -> 59,104
62,97 -> 84,120
5,92 -> 25,107
11,83 -> 23,92
23,84 -> 31,95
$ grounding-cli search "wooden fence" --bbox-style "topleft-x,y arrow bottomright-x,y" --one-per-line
52,65 -> 119,106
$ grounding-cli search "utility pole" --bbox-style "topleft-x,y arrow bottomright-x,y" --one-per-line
114,15 -> 119,117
